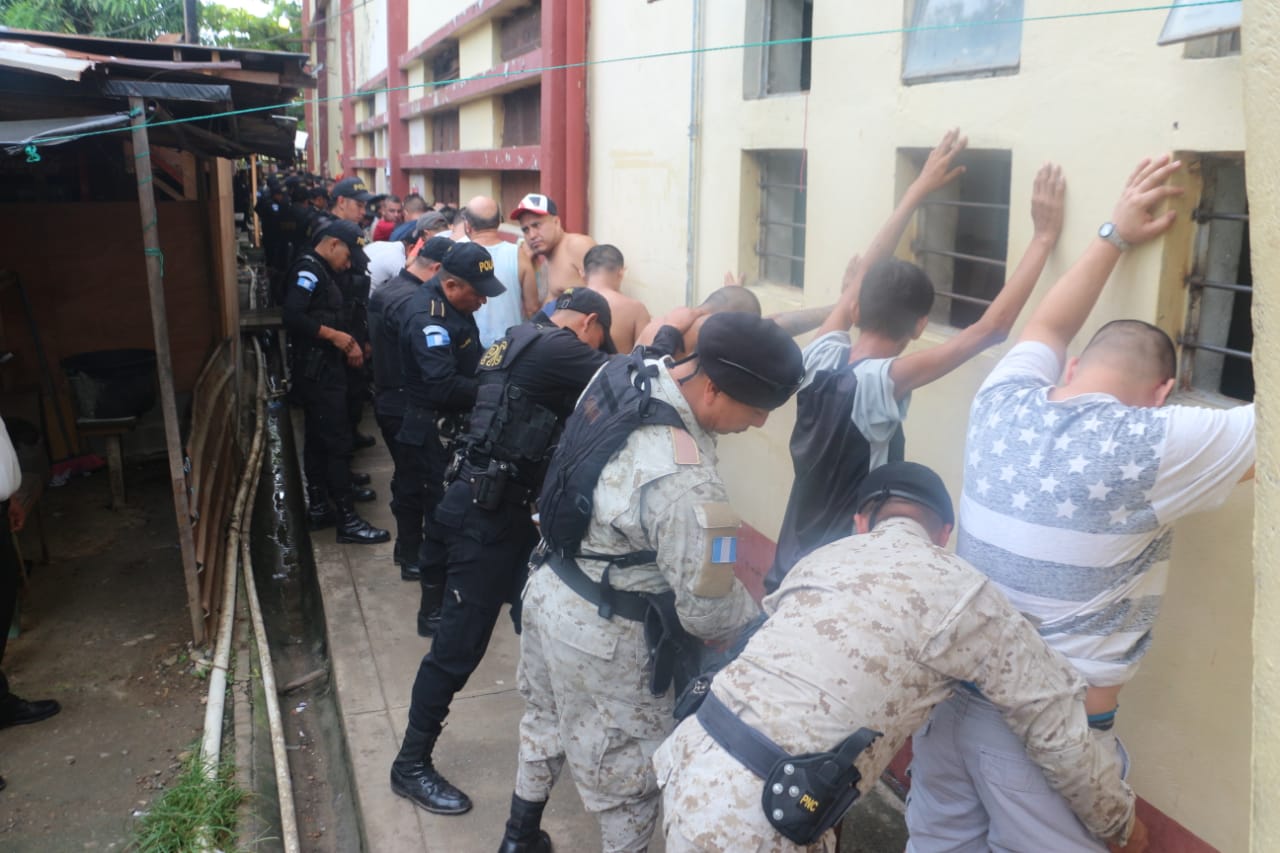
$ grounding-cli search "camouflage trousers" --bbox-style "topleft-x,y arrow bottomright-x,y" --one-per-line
654,716 -> 837,853
514,565 -> 674,852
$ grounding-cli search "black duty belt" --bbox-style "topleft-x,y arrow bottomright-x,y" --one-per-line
546,552 -> 651,622
696,690 -> 787,779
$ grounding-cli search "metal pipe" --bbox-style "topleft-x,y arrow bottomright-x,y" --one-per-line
239,345 -> 300,850
684,0 -> 703,307
934,290 -> 995,307
198,336 -> 268,848
915,246 -> 1008,268
1187,274 -> 1253,294
1178,338 -> 1253,361
920,199 -> 1011,211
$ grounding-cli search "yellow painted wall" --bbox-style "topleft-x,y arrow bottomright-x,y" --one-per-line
460,20 -> 499,78
590,1 -> 1254,849
460,173 -> 502,202
460,98 -> 501,150
1245,2 -> 1279,850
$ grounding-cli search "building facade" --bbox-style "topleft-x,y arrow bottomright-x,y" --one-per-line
306,0 -> 1272,849
303,0 -> 588,229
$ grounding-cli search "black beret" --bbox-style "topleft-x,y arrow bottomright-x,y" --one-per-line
855,461 -> 955,527
696,312 -> 804,410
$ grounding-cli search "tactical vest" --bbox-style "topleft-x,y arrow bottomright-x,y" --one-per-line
291,253 -> 346,335
767,362 -> 905,591
462,322 -> 562,487
538,350 -> 686,559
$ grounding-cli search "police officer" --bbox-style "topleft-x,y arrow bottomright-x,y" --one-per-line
320,178 -> 380,452
653,462 -> 1141,853
499,313 -> 805,853
281,219 -> 389,545
390,287 -> 619,818
368,235 -> 453,580
397,242 -> 507,635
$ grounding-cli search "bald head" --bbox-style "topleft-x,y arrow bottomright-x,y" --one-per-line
1079,320 -> 1176,384
699,286 -> 762,316
463,196 -> 501,231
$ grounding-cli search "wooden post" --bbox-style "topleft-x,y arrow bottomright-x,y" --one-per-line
250,153 -> 261,247
129,98 -> 206,644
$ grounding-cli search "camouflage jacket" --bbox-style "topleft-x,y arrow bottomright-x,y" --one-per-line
572,359 -> 759,643
711,517 -> 1135,843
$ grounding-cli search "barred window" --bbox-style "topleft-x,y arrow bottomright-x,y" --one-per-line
1180,155 -> 1252,401
902,147 -> 1011,329
754,150 -> 807,289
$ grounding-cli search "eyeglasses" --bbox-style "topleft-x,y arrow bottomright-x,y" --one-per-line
713,356 -> 803,396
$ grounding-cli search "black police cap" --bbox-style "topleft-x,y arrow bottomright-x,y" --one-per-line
553,287 -> 615,354
441,242 -> 506,297
695,312 -> 804,410
312,218 -> 368,259
420,235 -> 454,262
855,461 -> 955,527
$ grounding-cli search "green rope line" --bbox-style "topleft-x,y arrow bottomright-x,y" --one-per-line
19,0 -> 1238,152
144,247 -> 165,277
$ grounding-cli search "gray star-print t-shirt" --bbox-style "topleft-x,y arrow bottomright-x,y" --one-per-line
957,341 -> 1254,687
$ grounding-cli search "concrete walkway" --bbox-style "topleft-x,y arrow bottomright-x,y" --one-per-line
313,437 -> 626,853
312,431 -> 907,852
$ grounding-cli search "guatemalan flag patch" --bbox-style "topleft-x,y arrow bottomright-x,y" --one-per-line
423,325 -> 451,347
711,536 -> 737,564
295,271 -> 318,292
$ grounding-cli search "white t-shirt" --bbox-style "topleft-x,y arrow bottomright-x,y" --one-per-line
0,416 -> 21,501
801,331 -> 908,470
364,241 -> 407,297
957,341 -> 1255,685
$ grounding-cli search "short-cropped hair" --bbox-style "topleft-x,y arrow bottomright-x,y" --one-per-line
857,259 -> 935,339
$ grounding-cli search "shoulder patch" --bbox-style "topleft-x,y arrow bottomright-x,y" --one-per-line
692,501 -> 742,597
671,427 -> 700,465
480,339 -> 509,369
295,271 -> 319,292
422,324 -> 451,347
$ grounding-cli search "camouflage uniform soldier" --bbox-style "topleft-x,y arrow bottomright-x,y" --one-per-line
654,462 -> 1141,853
498,313 -> 805,853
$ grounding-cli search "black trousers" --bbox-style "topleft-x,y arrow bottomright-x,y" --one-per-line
296,368 -> 353,504
0,500 -> 19,699
375,410 -> 426,562
407,484 -> 538,734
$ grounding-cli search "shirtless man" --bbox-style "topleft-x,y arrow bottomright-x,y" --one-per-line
582,245 -> 650,353
510,193 -> 596,307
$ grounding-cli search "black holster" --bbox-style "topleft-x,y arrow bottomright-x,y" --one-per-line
641,591 -> 702,698
760,727 -> 881,845
300,346 -> 336,383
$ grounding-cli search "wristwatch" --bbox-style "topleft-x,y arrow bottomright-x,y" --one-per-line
1098,222 -> 1130,252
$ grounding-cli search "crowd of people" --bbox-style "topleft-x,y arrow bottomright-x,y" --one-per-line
267,129 -> 1254,853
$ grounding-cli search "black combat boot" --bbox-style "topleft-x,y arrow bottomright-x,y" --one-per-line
353,430 -> 377,450
352,486 -> 378,503
351,472 -> 372,487
389,725 -> 472,815
335,499 -> 391,544
497,793 -> 552,853
307,486 -> 335,530
417,582 -> 444,637
394,539 -> 423,581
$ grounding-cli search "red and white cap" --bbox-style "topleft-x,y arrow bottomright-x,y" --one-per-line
509,193 -> 558,220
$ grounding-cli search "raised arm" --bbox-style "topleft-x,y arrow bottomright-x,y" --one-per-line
815,129 -> 969,338
1020,155 -> 1183,363
887,162 -> 1066,397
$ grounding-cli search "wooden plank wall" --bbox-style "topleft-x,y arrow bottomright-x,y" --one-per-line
0,200 -> 221,397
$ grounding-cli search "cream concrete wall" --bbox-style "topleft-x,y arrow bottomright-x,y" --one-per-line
460,98 -> 501,150
460,20 -> 499,78
590,1 -> 1254,849
460,173 -> 502,202
1244,2 -> 1279,851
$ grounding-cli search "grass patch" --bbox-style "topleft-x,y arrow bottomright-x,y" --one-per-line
128,745 -> 245,852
